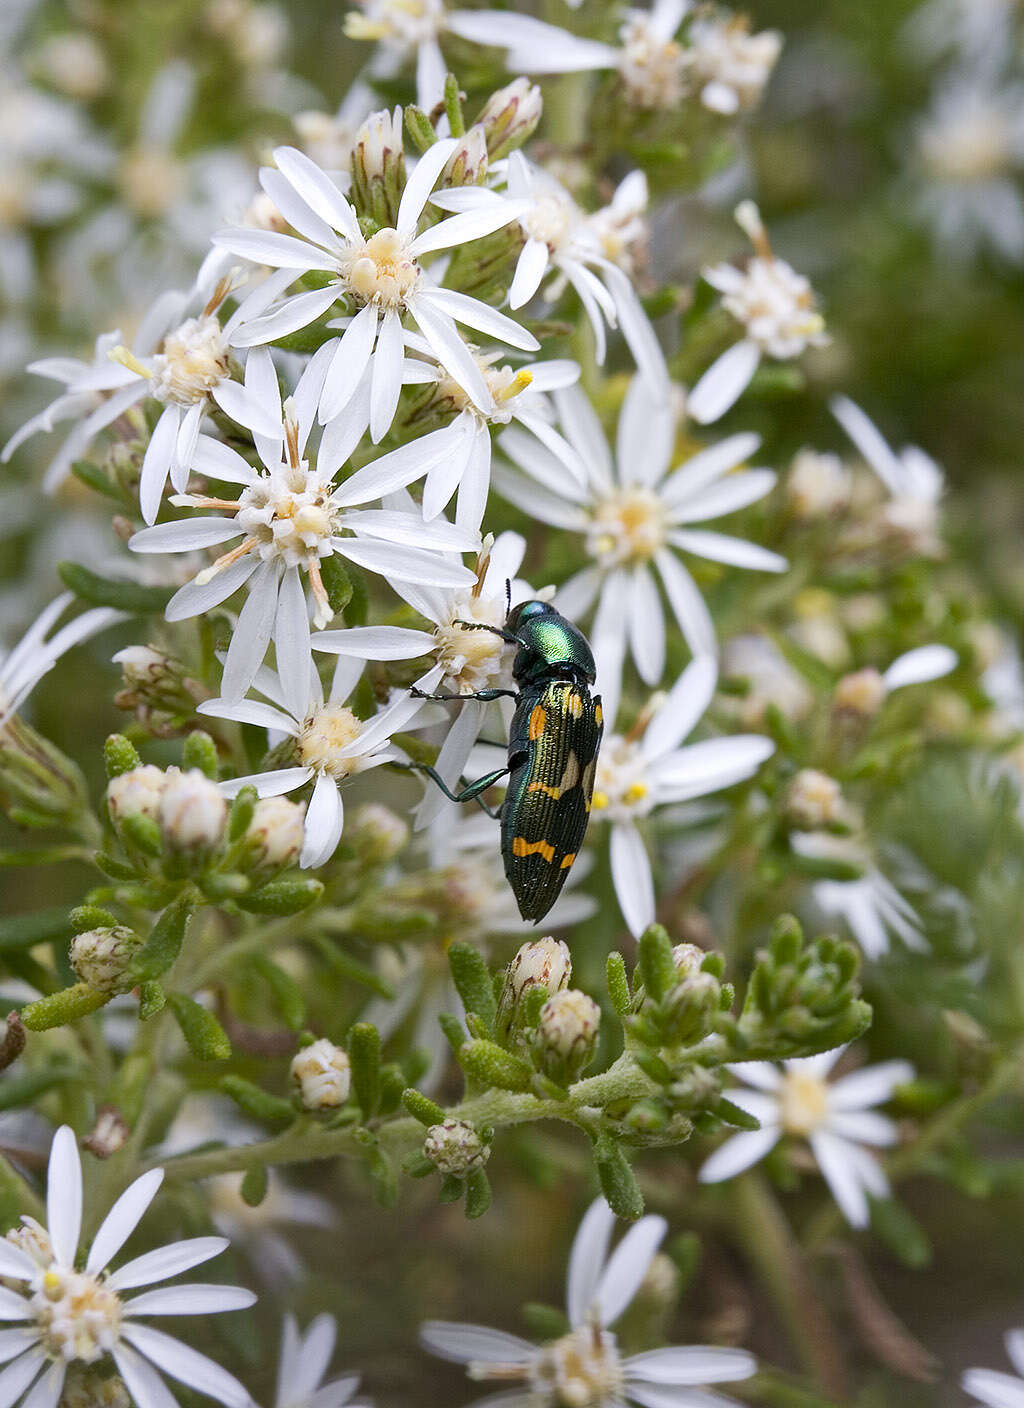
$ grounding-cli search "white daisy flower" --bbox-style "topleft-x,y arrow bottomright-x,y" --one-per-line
128,347 -> 477,715
494,376 -> 785,722
1,592 -> 126,725
793,833 -> 929,961
911,71 -> 1024,264
699,1048 -> 914,1227
270,1315 -> 366,1408
721,633 -> 813,728
963,1330 -> 1024,1408
472,152 -> 666,386
585,171 -> 649,281
0,1125 -> 255,1408
212,140 -> 537,440
198,653 -> 434,868
401,342 -> 584,532
590,656 -> 774,936
688,12 -> 783,115
421,1195 -> 757,1408
830,395 -> 944,555
689,201 -> 828,425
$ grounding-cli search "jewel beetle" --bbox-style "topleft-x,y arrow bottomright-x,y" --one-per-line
411,598 -> 603,923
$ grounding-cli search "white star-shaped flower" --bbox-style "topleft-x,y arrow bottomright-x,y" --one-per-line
699,1048 -> 914,1228
1,593 -> 126,725
0,1125 -> 254,1408
270,1315 -> 366,1408
494,375 -> 785,722
421,1195 -> 756,1408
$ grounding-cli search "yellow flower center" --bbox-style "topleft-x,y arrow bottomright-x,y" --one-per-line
345,227 -> 421,309
587,488 -> 667,566
298,704 -> 367,779
530,1325 -> 624,1408
31,1265 -> 122,1364
779,1069 -> 829,1136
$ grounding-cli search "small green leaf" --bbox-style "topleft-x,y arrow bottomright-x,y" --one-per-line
138,981 -> 165,1019
405,105 -> 438,153
240,1164 -> 269,1207
227,786 -> 258,842
21,984 -> 111,1031
68,905 -> 117,935
606,952 -> 631,1016
252,955 -> 306,1031
638,925 -> 675,1003
104,735 -> 142,779
182,732 -> 219,780
464,1168 -> 491,1219
448,943 -> 496,1030
167,993 -> 231,1061
348,1021 -> 381,1119
443,73 -> 466,137
220,1074 -> 295,1123
402,1088 -> 446,1126
459,1039 -> 532,1092
869,1197 -> 932,1268
593,1134 -> 644,1221
130,896 -> 194,982
237,876 -> 323,915
59,562 -> 173,613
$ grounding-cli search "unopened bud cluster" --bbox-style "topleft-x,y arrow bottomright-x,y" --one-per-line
497,936 -> 572,1039
70,926 -> 140,994
477,78 -> 542,160
423,1119 -> 490,1177
350,107 -> 405,226
244,796 -> 306,871
531,989 -> 600,1083
113,646 -> 204,732
290,1038 -> 351,1110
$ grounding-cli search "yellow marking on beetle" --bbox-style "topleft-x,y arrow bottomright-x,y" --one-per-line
529,704 -> 546,740
513,837 -> 556,863
560,852 -> 576,870
527,781 -> 561,799
594,702 -> 603,725
566,691 -> 583,718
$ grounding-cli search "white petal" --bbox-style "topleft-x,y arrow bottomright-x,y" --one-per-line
410,297 -> 493,413
107,1238 -> 231,1292
566,1199 -> 616,1328
213,226 -> 335,271
138,407 -> 180,526
46,1126 -> 81,1268
419,1322 -> 536,1367
197,698 -> 299,734
211,379 -> 286,439
331,423 -> 453,507
219,767 -> 313,799
609,822 -> 656,939
828,1061 -> 914,1112
229,286 -> 340,349
725,1062 -> 782,1091
0,1292 -> 30,1325
124,1284 -> 257,1317
688,340 -> 761,425
338,538 -> 474,588
130,518 -> 243,554
289,1314 -> 337,1403
883,645 -> 957,690
617,375 -> 674,486
661,434 -> 763,508
273,146 -> 360,241
191,437 -> 255,486
415,39 -> 447,111
962,1369 -> 1024,1408
417,287 -> 539,351
18,1364 -> 63,1408
553,385 -> 614,491
121,1324 -> 250,1408
668,529 -> 787,573
259,166 -> 337,248
410,201 -> 530,257
603,264 -> 668,389
112,1344 -> 180,1408
369,311 -> 405,443
642,656 -> 717,759
698,1127 -> 781,1183
594,1215 -> 668,1328
318,373 -> 372,476
655,550 -> 717,657
220,561 -> 280,703
275,567 -> 312,721
455,422 -> 492,535
311,626 -> 434,659
627,567 -> 665,685
1006,1334 -> 1024,1381
830,395 -> 903,495
509,239 -> 550,309
0,1246 -> 34,1284
396,139 -> 459,239
808,1131 -> 871,1228
826,1110 -> 900,1147
669,470 -> 778,524
344,509 -> 476,552
423,415 -> 477,521
0,1352 -> 44,1408
491,467 -> 586,531
627,1383 -> 747,1408
164,554 -> 259,622
319,304 -> 378,422
85,1169 -> 164,1276
655,737 -> 774,800
625,1347 -> 757,1386
300,772 -> 345,869
554,566 -> 603,623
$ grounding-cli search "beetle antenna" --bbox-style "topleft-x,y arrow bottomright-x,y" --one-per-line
505,577 -> 512,615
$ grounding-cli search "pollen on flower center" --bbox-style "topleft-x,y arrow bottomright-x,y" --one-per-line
437,357 -> 532,423
149,316 -> 230,406
435,593 -> 509,694
344,227 -> 421,309
30,1264 -> 122,1365
587,487 -> 667,565
235,464 -> 339,568
779,1069 -> 829,1136
298,704 -> 367,779
522,194 -> 573,252
618,16 -> 688,110
530,1324 -> 624,1408
344,0 -> 445,45
591,737 -> 652,822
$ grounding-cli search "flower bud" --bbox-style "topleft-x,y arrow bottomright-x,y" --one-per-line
84,1106 -> 130,1159
290,1038 -> 351,1110
477,77 -> 543,159
662,971 -> 720,1045
786,449 -> 851,519
786,769 -> 844,829
834,667 -> 887,718
70,927 -> 140,995
423,1119 -> 490,1176
497,937 -> 572,1036
113,646 -> 200,724
61,1370 -> 132,1408
351,107 -> 405,225
670,943 -> 706,979
443,125 -> 488,187
106,765 -> 166,823
158,767 -> 227,854
350,803 -> 409,862
668,1064 -> 721,1110
244,795 -> 306,871
532,989 -> 600,1083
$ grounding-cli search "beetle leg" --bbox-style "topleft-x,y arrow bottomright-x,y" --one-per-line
410,685 -> 519,703
395,761 -> 509,818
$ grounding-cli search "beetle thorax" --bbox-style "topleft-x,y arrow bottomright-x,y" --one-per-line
587,487 -> 667,565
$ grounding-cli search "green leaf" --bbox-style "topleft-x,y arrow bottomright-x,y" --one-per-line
448,943 -> 496,1030
59,561 -> 173,614
227,786 -> 258,843
104,735 -> 142,779
237,876 -> 323,915
220,1074 -> 295,1123
443,73 -> 466,136
71,459 -> 121,500
869,1197 -> 932,1268
405,105 -> 438,153
130,896 -> 194,982
138,981 -> 165,1019
21,984 -> 111,1030
458,1039 -> 532,1092
182,732 -> 219,780
464,1168 -> 491,1219
68,905 -> 116,935
252,955 -> 306,1030
348,1021 -> 381,1118
166,993 -> 231,1061
319,556 -> 353,616
593,1134 -> 644,1221
240,1164 -> 269,1207
638,925 -> 676,1003
402,1088 -> 446,1126
606,952 -> 631,1016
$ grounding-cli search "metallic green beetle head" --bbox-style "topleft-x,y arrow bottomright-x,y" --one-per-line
506,600 -> 597,685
